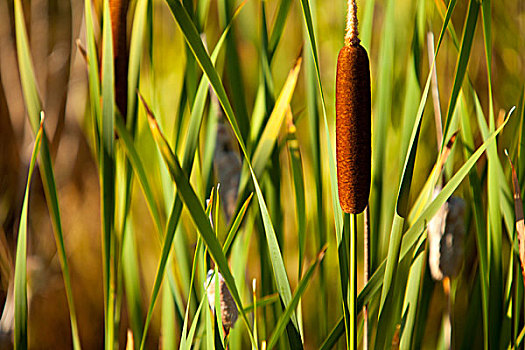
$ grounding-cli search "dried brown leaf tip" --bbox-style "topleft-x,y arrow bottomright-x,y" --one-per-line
336,0 -> 371,214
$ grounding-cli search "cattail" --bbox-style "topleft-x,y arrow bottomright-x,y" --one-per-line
109,0 -> 129,118
214,114 -> 241,223
205,270 -> 239,335
336,0 -> 371,214
428,188 -> 466,281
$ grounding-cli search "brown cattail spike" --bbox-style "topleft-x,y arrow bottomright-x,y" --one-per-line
336,42 -> 371,213
428,189 -> 466,281
205,270 -> 239,335
109,0 -> 129,118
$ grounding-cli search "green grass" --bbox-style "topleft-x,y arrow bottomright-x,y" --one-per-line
3,0 -> 525,348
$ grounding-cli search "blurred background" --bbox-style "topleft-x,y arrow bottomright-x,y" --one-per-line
0,0 -> 524,348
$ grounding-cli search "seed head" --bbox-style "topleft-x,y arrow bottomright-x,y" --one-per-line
335,43 -> 371,214
428,189 -> 466,281
205,270 -> 238,333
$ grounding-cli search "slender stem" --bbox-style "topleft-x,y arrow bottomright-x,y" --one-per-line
350,213 -> 357,350
339,213 -> 351,350
342,215 -> 351,349
363,205 -> 370,350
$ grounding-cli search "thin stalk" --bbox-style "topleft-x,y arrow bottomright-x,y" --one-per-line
350,213 -> 358,350
341,216 -> 351,349
363,205 -> 370,350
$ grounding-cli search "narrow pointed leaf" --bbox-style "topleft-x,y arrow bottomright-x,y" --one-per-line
14,121 -> 44,350
162,0 -> 301,336
15,0 -> 81,346
267,246 -> 327,349
223,193 -> 253,255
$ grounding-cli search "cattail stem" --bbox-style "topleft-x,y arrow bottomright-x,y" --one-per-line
345,0 -> 359,46
349,213 -> 358,350
363,205 -> 370,350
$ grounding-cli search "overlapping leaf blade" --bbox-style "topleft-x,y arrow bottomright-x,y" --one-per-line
14,122 -> 43,350
14,0 -> 81,347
